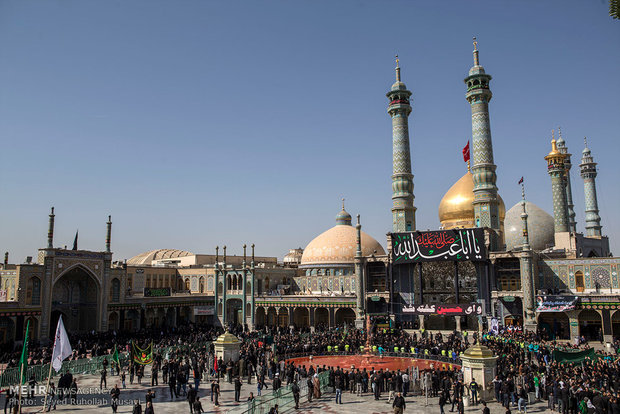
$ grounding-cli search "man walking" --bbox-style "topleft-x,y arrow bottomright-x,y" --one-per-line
234,377 -> 242,402
187,384 -> 197,413
291,381 -> 300,409
393,392 -> 406,414
335,374 -> 343,404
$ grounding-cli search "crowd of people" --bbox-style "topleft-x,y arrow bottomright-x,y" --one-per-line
3,320 -> 620,413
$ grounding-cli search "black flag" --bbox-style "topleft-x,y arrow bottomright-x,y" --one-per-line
72,231 -> 78,250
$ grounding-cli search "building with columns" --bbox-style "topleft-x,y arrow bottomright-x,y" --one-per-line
1,39 -> 618,346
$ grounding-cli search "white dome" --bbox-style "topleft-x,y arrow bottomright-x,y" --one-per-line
505,201 -> 554,251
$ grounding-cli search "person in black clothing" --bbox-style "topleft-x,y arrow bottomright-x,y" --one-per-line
470,379 -> 479,405
234,377 -> 242,402
393,392 -> 406,414
100,369 -> 108,389
192,397 -> 204,413
272,374 -> 281,395
481,401 -> 490,414
186,384 -> 197,413
212,381 -> 220,407
169,374 -> 178,399
291,381 -> 300,409
439,391 -> 447,414
132,400 -> 142,414
110,384 -> 121,413
307,377 -> 313,403
145,389 -> 155,406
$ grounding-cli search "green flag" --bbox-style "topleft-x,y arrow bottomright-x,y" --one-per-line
19,320 -> 30,385
112,344 -> 120,365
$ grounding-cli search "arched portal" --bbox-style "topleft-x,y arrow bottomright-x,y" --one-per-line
0,317 -> 15,345
226,299 -> 243,325
126,310 -> 140,331
579,309 -> 602,341
278,308 -> 289,327
108,312 -> 119,331
25,317 -> 39,341
255,307 -> 266,326
315,307 -> 329,327
52,266 -> 100,334
537,312 -> 569,340
267,307 -> 277,326
335,308 -> 355,326
612,311 -> 620,338
293,307 -> 309,327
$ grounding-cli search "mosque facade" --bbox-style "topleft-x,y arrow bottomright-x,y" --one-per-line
0,40 -> 617,346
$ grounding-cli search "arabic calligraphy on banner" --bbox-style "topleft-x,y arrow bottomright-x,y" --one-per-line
535,295 -> 578,312
402,303 -> 483,316
392,229 -> 486,263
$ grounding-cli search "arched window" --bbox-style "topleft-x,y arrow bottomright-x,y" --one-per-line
26,277 -> 41,306
246,281 -> 251,293
233,275 -> 238,291
184,278 -> 190,291
207,276 -> 214,291
228,275 -> 232,291
199,276 -> 205,293
265,277 -> 270,292
110,278 -> 120,302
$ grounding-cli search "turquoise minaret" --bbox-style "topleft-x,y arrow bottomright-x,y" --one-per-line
464,38 -> 501,249
545,130 -> 570,233
519,184 -> 536,330
387,56 -> 416,232
355,214 -> 364,323
580,138 -> 602,237
556,127 -> 577,233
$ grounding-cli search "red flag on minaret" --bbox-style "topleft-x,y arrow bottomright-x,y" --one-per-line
462,141 -> 470,163
518,177 -> 524,185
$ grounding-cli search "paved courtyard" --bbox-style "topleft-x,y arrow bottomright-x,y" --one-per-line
5,368 -> 551,414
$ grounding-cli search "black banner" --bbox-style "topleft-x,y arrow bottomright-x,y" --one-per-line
402,303 -> 483,316
144,287 -> 171,297
392,228 -> 486,263
536,295 -> 578,312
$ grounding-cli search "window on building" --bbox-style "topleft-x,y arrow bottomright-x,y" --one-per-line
207,276 -> 214,291
185,278 -> 190,291
199,276 -> 205,293
110,278 -> 120,302
26,277 -> 41,306
127,274 -> 133,291
146,275 -> 151,288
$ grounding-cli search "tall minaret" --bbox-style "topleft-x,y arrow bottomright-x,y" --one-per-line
354,214 -> 364,326
556,127 -> 577,233
387,55 -> 415,232
464,38 -> 501,250
545,130 -> 569,233
519,184 -> 536,331
580,138 -> 603,237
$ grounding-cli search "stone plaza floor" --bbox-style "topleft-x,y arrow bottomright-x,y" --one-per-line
5,369 -> 551,414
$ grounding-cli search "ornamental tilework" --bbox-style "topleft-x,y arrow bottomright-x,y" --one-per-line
551,176 -> 569,232
584,266 -> 591,289
591,266 -> 611,289
612,266 -> 619,289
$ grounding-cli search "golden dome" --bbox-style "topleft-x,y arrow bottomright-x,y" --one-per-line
463,344 -> 495,359
438,171 -> 505,229
215,331 -> 241,345
300,225 -> 386,266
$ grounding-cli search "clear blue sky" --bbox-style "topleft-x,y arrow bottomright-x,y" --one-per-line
1,0 -> 619,261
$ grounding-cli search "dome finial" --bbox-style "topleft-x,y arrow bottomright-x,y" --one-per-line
395,54 -> 401,82
336,198 -> 352,225
584,136 -> 588,148
472,36 -> 479,66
